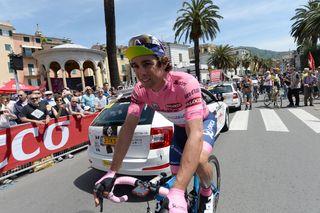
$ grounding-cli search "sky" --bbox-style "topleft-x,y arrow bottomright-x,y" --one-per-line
0,0 -> 309,52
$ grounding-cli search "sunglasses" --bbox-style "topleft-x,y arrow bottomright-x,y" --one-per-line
46,94 -> 52,96
71,101 -> 78,103
31,97 -> 39,100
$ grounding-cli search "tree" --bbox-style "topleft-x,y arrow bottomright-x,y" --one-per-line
231,56 -> 241,75
207,44 -> 234,70
104,0 -> 120,87
291,0 -> 320,47
242,54 -> 251,75
173,0 -> 222,81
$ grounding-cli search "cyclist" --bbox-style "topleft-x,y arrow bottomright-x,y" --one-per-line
241,75 -> 253,110
263,71 -> 272,99
252,77 -> 259,102
93,34 -> 217,213
272,73 -> 281,104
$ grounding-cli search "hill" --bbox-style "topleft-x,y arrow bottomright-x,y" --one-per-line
237,46 -> 292,59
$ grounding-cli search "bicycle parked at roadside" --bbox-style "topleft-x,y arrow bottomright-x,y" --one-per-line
94,155 -> 221,213
264,87 -> 282,108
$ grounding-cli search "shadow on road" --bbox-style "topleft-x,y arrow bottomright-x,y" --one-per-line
73,168 -> 158,203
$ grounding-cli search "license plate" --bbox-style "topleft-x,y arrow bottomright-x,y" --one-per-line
104,137 -> 117,145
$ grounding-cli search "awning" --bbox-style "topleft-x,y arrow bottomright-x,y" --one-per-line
21,45 -> 42,49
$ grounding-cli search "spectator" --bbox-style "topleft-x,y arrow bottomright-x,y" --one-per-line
52,94 -> 70,118
303,69 -> 317,106
103,82 -> 110,98
287,67 -> 301,107
13,90 -> 28,124
0,96 -> 17,128
42,91 -> 56,106
32,90 -> 43,100
95,88 -> 107,111
68,96 -> 85,119
19,94 -> 50,125
62,87 -> 72,105
81,86 -> 95,112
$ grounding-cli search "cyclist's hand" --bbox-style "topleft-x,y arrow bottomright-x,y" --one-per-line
93,170 -> 116,207
165,188 -> 187,213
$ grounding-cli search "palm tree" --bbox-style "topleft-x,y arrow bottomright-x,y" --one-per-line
207,44 -> 234,70
231,56 -> 241,75
241,54 -> 251,75
173,0 -> 223,81
104,0 -> 120,87
291,0 -> 320,46
251,55 -> 259,73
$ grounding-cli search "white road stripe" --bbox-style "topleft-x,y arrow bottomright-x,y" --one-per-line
229,110 -> 249,130
260,109 -> 289,132
288,109 -> 320,133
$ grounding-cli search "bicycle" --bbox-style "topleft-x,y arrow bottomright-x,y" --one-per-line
95,155 -> 220,213
264,87 -> 282,108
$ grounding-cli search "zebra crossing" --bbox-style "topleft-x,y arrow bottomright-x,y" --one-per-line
229,108 -> 320,133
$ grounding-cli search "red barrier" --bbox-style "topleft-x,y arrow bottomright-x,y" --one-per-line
0,113 -> 97,173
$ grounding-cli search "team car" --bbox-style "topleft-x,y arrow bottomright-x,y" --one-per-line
87,88 -> 229,176
208,82 -> 242,111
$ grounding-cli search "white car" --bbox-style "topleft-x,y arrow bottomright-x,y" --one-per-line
87,88 -> 229,176
208,82 -> 242,111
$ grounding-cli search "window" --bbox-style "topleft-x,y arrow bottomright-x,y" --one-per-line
71,69 -> 77,75
23,48 -> 33,57
7,62 -> 14,73
122,65 -> 126,74
179,53 -> 183,62
31,79 -> 38,86
35,38 -> 41,43
120,54 -> 124,60
23,37 -> 30,42
28,79 -> 32,85
92,102 -> 155,126
5,44 -> 12,51
1,29 -> 11,37
28,64 -> 35,75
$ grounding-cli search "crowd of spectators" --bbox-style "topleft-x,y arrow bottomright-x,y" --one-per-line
0,82 -> 120,130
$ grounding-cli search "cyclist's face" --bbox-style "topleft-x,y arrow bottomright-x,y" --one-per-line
130,55 -> 166,91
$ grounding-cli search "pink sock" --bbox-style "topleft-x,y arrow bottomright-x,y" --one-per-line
200,187 -> 212,197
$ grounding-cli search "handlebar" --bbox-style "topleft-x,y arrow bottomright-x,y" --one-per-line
107,175 -> 170,203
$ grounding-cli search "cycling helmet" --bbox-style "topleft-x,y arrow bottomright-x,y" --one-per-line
125,34 -> 165,60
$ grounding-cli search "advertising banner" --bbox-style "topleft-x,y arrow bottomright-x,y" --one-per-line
0,113 -> 97,173
210,69 -> 222,83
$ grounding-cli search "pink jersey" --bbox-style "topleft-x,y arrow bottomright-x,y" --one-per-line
128,71 -> 209,126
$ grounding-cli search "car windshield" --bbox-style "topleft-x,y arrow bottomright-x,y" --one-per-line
209,85 -> 233,94
92,102 -> 155,126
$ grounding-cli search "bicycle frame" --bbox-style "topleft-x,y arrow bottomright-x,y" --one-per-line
155,174 -> 200,213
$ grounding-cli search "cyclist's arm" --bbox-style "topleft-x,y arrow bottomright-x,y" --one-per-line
110,113 -> 139,172
173,118 -> 203,190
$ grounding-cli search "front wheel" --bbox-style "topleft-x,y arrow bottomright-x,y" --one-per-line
197,155 -> 221,213
264,94 -> 271,107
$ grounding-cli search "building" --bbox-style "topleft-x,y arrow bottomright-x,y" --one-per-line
91,44 -> 132,86
0,21 -> 71,87
164,42 -> 190,69
0,21 -> 15,84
